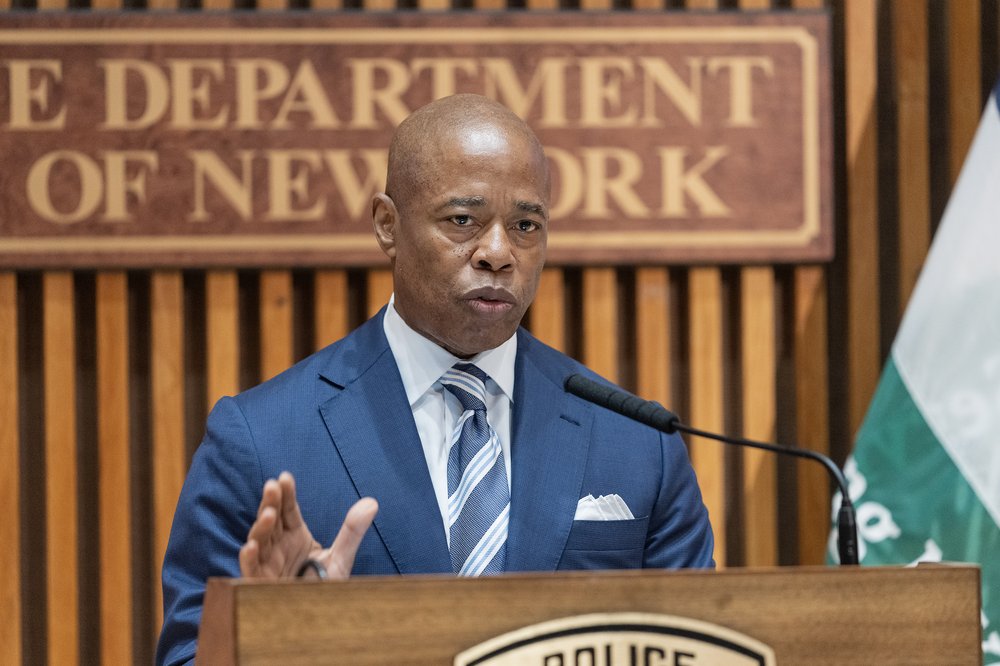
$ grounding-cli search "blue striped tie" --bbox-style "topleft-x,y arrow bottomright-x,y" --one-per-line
441,363 -> 509,576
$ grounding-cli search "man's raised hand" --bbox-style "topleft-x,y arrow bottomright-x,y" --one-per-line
238,471 -> 378,580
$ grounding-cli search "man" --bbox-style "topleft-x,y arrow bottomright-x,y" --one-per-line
156,94 -> 714,666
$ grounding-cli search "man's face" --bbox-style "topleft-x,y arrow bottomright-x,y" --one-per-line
373,125 -> 549,358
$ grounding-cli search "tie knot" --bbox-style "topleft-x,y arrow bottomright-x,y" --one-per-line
441,363 -> 489,412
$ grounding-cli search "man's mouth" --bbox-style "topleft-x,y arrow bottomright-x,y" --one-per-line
464,287 -> 516,315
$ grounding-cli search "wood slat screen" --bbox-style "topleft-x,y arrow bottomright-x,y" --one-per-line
2,0 -> 998,662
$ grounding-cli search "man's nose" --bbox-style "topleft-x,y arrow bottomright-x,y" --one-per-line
472,222 -> 514,271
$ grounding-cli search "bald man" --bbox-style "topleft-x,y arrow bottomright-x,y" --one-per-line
156,95 -> 713,666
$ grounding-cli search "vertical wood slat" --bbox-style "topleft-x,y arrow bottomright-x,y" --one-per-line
893,0 -> 931,313
530,268 -> 566,353
363,0 -> 396,12
96,273 -> 133,665
947,0 -> 982,185
792,0 -> 831,570
845,0 -> 882,434
367,268 -> 394,319
314,270 -> 350,350
582,268 -> 619,383
259,271 -> 294,382
635,268 -> 671,407
0,273 -> 22,666
688,267 -> 726,565
206,270 -> 240,410
794,265 -> 831,565
151,272 -> 186,634
740,267 -> 777,566
44,272 -> 79,666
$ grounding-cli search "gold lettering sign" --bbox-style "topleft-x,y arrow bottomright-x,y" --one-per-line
0,12 -> 831,268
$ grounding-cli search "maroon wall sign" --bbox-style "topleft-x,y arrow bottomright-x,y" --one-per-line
0,12 -> 831,268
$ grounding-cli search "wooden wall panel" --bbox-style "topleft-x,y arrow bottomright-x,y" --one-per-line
314,270 -> 350,350
635,268 -> 671,407
582,268 -> 619,383
740,267 -> 777,567
794,265 -> 831,564
5,1 -> 1000,661
259,270 -> 294,382
0,273 -> 21,666
366,268 -> 394,318
205,270 -> 240,409
530,268 -> 567,353
151,272 -> 186,634
893,0 -> 931,313
844,0 -> 881,434
948,0 -> 982,185
43,272 -> 78,665
96,272 -> 133,665
687,267 -> 726,565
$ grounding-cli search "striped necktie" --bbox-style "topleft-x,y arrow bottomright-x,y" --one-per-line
441,363 -> 510,576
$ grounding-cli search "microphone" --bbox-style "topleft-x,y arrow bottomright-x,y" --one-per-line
564,373 -> 859,566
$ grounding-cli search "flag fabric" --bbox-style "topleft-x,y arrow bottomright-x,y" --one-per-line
829,77 -> 1000,663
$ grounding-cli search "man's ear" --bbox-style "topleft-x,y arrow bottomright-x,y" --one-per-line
372,193 -> 399,260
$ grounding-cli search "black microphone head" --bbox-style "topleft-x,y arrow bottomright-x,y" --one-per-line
564,373 -> 611,402
564,373 -> 680,434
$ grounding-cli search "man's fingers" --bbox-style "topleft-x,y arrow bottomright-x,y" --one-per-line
277,471 -> 305,531
322,498 -> 378,579
239,539 -> 260,578
247,506 -> 277,563
257,478 -> 281,519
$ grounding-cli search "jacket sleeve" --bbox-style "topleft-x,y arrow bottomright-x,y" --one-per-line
155,397 -> 265,666
643,430 -> 716,569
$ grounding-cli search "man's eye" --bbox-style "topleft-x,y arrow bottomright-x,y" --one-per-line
451,215 -> 472,226
516,220 -> 538,232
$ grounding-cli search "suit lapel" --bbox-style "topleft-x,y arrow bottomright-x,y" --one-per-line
318,313 -> 451,575
506,333 -> 592,572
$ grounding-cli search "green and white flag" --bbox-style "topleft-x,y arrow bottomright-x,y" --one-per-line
829,78 -> 1000,663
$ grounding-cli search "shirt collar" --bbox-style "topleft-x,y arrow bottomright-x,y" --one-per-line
383,294 -> 517,406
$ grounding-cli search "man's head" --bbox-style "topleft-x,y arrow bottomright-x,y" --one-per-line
372,94 -> 550,358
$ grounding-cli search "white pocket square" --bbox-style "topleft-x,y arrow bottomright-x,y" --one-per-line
575,494 -> 635,520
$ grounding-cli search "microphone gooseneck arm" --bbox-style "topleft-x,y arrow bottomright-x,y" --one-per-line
563,373 -> 859,566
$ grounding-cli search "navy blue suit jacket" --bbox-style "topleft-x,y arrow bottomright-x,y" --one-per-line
156,309 -> 714,665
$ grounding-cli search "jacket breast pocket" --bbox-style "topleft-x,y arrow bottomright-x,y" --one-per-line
557,516 -> 650,571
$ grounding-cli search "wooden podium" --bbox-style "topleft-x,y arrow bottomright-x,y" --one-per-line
197,565 -> 982,665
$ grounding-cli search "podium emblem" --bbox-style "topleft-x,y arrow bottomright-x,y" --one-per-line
454,612 -> 776,665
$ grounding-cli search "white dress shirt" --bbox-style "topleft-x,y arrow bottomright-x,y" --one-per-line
382,296 -> 516,545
